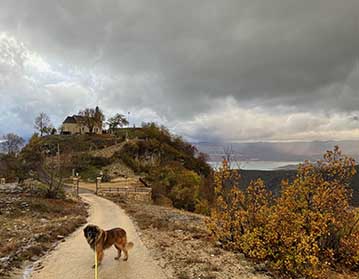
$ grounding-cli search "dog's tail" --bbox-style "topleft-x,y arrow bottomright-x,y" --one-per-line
126,241 -> 134,250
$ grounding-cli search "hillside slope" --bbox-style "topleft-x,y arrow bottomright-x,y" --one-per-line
18,124 -> 213,212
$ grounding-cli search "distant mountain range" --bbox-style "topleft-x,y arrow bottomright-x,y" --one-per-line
195,140 -> 359,162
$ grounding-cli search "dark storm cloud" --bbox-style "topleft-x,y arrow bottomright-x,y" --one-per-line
0,0 -> 359,140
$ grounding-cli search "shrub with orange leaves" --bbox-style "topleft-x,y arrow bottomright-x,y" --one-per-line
208,147 -> 359,278
207,159 -> 272,255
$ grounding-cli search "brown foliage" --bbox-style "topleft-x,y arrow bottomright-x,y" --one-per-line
208,147 -> 359,278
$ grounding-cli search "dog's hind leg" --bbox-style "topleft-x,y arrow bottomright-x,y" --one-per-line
114,244 -> 122,260
115,243 -> 128,261
122,245 -> 128,261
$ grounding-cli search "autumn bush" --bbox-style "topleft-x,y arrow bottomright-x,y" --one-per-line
208,147 -> 359,278
146,162 -> 201,211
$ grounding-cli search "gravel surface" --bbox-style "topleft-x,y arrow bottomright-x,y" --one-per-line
26,194 -> 167,279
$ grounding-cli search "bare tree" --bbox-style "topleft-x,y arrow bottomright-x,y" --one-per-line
34,112 -> 53,136
35,143 -> 68,198
44,153 -> 65,198
222,144 -> 242,170
78,106 -> 105,133
107,113 -> 129,133
1,133 -> 25,155
223,145 -> 234,163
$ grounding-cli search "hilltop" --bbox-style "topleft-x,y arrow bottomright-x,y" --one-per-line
16,123 -> 213,212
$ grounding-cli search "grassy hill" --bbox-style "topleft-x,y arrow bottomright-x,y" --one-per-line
16,123 -> 213,211
110,123 -> 212,211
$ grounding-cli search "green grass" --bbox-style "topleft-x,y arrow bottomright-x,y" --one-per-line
41,134 -> 120,154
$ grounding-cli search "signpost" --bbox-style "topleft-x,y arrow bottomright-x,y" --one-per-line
73,174 -> 80,197
96,177 -> 101,195
96,172 -> 103,195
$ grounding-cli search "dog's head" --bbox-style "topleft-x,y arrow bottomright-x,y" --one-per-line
83,224 -> 101,247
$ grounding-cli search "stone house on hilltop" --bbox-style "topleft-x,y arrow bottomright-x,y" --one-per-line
61,115 -> 103,135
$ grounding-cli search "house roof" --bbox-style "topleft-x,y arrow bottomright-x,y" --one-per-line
63,116 -> 76,124
63,115 -> 86,124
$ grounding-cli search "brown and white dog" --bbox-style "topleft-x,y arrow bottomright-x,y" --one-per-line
83,224 -> 134,267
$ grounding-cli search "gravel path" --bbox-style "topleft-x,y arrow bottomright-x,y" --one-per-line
29,193 -> 167,279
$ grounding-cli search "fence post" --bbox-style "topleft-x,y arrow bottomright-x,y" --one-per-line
76,178 -> 80,197
96,177 -> 101,195
72,177 -> 76,196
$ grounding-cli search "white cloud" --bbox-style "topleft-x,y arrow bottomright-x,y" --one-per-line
174,97 -> 359,142
0,33 -> 97,135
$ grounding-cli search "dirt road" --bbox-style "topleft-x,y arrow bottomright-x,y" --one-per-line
29,194 -> 167,279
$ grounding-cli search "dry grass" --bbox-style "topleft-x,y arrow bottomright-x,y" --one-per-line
108,197 -> 359,279
108,197 -> 271,279
0,192 -> 87,277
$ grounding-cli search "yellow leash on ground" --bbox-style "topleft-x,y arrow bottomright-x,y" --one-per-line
94,246 -> 98,279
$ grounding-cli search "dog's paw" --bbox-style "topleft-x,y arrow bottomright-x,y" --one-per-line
114,257 -> 120,260
92,264 -> 95,269
123,258 -> 128,261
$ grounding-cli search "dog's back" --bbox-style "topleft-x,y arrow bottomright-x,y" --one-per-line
102,228 -> 127,249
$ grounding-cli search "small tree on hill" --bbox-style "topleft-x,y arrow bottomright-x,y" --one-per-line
20,134 -> 66,198
78,106 -> 105,133
107,113 -> 129,133
1,133 -> 25,155
34,112 -> 53,136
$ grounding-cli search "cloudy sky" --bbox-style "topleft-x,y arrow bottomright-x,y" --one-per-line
0,0 -> 358,142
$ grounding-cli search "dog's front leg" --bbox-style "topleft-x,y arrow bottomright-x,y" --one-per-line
92,247 -> 104,268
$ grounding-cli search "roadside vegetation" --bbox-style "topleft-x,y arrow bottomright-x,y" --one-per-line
0,184 -> 87,277
208,147 -> 359,279
0,112 -> 91,277
109,196 -> 270,279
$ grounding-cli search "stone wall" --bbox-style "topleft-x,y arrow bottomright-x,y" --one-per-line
98,188 -> 152,203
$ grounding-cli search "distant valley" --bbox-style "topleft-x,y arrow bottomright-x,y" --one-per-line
196,140 -> 359,165
195,140 -> 359,206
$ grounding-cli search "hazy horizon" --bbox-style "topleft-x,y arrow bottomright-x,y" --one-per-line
196,140 -> 359,163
